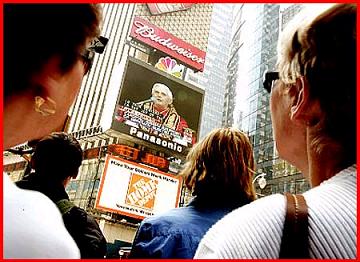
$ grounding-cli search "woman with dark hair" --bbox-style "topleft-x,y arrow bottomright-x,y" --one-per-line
4,4 -> 105,258
130,127 -> 256,258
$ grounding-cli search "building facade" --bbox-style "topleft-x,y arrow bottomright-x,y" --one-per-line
4,4 -> 217,256
70,4 -> 215,252
229,4 -> 309,196
223,4 -> 243,128
196,4 -> 233,137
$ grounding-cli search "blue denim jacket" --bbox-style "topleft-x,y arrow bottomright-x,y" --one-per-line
129,197 -> 237,258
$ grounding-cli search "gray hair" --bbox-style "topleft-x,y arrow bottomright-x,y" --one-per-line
152,83 -> 173,102
277,4 -> 336,84
276,4 -> 356,166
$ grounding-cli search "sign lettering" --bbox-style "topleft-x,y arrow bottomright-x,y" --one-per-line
130,17 -> 206,72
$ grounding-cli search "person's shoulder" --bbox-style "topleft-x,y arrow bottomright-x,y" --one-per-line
132,208 -> 196,258
139,207 -> 192,234
7,177 -> 62,218
61,205 -> 107,258
219,193 -> 285,226
323,164 -> 356,188
64,205 -> 100,228
142,208 -> 179,225
4,176 -> 80,258
146,206 -> 194,222
304,165 -> 356,199
67,204 -> 87,216
304,165 -> 356,216
225,193 -> 285,217
195,194 -> 285,258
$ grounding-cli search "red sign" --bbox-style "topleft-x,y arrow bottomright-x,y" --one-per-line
130,16 -> 206,72
107,144 -> 169,170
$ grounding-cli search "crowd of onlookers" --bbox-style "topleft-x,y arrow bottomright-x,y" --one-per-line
4,3 -> 356,259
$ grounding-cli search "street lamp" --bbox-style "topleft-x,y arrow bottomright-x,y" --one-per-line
252,173 -> 267,189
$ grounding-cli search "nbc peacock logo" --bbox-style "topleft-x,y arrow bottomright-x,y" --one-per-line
155,56 -> 183,78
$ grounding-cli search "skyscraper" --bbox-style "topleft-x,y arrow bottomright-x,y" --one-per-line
228,4 -> 309,196
195,4 -> 233,138
223,4 -> 244,128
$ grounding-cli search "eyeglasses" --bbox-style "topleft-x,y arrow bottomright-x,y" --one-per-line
263,71 -> 279,93
80,36 -> 109,75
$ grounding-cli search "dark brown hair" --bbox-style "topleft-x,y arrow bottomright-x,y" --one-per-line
4,4 -> 102,100
31,132 -> 83,182
181,127 -> 256,206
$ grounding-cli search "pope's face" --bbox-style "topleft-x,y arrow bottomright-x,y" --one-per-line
152,85 -> 172,109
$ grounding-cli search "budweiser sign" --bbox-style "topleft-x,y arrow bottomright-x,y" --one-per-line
130,16 -> 206,72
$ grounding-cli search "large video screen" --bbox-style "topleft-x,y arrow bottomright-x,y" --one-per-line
111,57 -> 204,155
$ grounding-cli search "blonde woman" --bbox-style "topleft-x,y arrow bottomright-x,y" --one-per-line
130,127 -> 256,258
195,4 -> 356,259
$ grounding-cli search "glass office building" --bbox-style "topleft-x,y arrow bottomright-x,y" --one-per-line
230,4 -> 310,196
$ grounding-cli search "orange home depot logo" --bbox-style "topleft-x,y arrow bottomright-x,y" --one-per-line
125,173 -> 158,210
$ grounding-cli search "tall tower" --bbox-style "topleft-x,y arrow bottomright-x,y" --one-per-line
196,4 -> 233,138
223,4 -> 244,128
231,4 -> 309,196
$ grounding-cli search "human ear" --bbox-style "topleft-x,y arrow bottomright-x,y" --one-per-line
31,56 -> 63,99
290,77 -> 320,126
289,77 -> 307,123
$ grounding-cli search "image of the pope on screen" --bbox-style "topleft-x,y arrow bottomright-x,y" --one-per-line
111,58 -> 204,154
136,83 -> 189,135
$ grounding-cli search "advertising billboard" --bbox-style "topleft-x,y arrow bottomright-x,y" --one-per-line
95,155 -> 182,219
130,16 -> 206,72
147,4 -> 194,15
111,57 -> 204,155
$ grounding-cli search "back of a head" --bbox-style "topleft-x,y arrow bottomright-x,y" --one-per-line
277,4 -> 356,166
31,132 -> 83,182
181,127 -> 256,206
4,4 -> 102,101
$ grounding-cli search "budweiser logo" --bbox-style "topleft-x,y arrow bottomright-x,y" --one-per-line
133,21 -> 205,65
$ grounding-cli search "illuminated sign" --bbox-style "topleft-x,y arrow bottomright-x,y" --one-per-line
130,16 -> 206,72
95,155 -> 182,219
111,57 -> 204,156
108,144 -> 169,170
155,56 -> 183,78
129,126 -> 185,153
